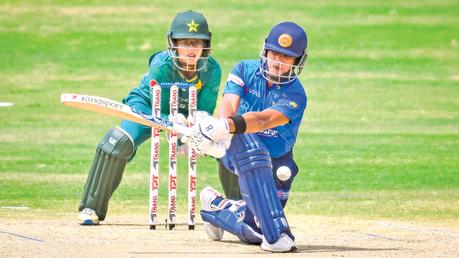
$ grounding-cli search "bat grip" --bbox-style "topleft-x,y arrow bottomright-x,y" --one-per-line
172,123 -> 192,136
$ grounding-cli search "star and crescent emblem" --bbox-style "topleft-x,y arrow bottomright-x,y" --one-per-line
195,80 -> 202,90
187,19 -> 199,32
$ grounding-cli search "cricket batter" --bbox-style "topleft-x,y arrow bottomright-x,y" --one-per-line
185,21 -> 308,252
78,10 -> 221,225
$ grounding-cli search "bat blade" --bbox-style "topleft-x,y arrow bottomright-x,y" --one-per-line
60,93 -> 190,135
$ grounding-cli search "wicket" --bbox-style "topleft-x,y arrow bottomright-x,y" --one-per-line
149,82 -> 161,230
148,81 -> 197,230
187,86 -> 197,230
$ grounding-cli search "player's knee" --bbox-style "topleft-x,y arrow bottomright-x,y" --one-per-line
200,203 -> 262,245
98,127 -> 135,160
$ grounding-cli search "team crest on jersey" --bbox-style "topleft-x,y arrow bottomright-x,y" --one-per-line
288,101 -> 298,108
227,73 -> 245,87
278,34 -> 292,48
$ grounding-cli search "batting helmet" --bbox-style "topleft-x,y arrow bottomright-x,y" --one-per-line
167,10 -> 212,72
168,10 -> 211,42
260,22 -> 308,84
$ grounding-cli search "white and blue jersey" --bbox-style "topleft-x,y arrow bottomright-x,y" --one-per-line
224,60 -> 307,158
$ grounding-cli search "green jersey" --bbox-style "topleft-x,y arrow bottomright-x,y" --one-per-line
123,51 -> 221,119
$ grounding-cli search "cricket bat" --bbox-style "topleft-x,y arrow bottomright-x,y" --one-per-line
60,93 -> 191,136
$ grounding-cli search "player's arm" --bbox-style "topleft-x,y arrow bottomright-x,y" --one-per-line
219,93 -> 289,133
236,110 -> 288,133
184,101 -> 289,158
218,93 -> 240,118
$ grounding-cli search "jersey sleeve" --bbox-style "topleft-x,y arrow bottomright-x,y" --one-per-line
197,59 -> 221,115
141,52 -> 167,96
269,87 -> 307,122
223,61 -> 246,97
122,60 -> 160,105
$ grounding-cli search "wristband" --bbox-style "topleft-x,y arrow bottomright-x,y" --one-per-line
228,115 -> 246,134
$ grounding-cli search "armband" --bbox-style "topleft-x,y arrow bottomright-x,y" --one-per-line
228,115 -> 246,134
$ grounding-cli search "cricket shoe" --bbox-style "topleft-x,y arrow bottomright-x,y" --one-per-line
261,233 -> 297,253
203,222 -> 224,241
200,186 -> 233,241
78,208 -> 100,225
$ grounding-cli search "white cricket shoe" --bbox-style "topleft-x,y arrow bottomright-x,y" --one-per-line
78,208 -> 99,225
200,186 -> 223,211
200,187 -> 225,240
261,233 -> 297,253
203,222 -> 224,241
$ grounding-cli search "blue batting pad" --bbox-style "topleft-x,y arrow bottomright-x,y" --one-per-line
226,134 -> 290,244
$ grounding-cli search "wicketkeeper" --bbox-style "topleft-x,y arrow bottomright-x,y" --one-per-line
185,21 -> 308,252
78,10 -> 221,225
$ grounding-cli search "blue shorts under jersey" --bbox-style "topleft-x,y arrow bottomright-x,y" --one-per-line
223,60 -> 307,158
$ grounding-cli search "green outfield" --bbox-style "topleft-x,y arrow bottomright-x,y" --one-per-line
1,0 -> 458,223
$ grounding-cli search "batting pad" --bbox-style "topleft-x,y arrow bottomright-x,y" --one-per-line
226,134 -> 291,244
78,127 -> 134,220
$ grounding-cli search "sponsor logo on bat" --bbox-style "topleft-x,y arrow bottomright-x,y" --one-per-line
80,95 -> 124,110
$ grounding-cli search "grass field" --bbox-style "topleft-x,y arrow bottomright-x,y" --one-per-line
1,0 -> 458,225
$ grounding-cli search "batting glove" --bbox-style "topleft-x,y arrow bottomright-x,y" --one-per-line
167,113 -> 187,143
187,110 -> 210,125
198,137 -> 232,158
182,116 -> 230,155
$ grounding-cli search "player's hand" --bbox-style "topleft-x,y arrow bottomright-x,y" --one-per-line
176,142 -> 218,157
190,116 -> 230,142
167,112 -> 193,156
182,116 -> 230,155
198,136 -> 232,158
169,113 -> 188,126
167,113 -> 187,143
182,136 -> 230,159
188,110 -> 210,125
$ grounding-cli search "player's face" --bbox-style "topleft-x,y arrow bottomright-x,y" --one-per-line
266,50 -> 296,77
175,39 -> 205,71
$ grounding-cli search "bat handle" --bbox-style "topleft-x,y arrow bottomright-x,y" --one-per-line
172,123 -> 192,136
